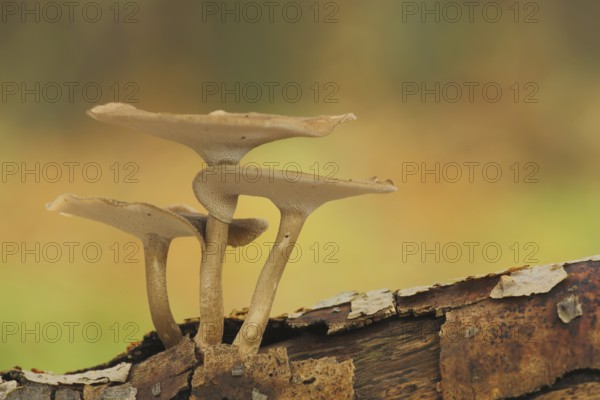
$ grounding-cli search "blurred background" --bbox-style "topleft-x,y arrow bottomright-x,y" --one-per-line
1,0 -> 599,372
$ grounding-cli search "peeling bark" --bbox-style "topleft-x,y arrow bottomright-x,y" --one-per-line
3,257 -> 600,398
440,261 -> 600,399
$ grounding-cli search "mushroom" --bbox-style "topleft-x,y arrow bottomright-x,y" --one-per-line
169,206 -> 271,346
86,103 -> 356,165
193,170 -> 397,354
46,194 -> 269,349
47,194 -> 199,348
167,204 -> 268,248
86,102 -> 356,348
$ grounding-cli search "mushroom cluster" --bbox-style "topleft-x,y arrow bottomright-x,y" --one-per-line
48,103 -> 396,356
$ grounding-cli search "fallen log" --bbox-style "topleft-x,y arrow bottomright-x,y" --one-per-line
3,256 -> 600,399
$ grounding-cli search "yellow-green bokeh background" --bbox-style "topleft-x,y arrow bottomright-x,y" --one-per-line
1,1 -> 599,372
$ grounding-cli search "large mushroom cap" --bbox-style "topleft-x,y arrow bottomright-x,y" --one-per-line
166,205 -> 268,247
47,194 -> 199,241
87,103 -> 357,164
193,169 -> 397,223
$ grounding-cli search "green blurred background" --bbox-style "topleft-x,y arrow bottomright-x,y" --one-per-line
1,0 -> 599,372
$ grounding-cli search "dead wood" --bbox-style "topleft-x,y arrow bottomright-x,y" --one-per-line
3,257 -> 600,399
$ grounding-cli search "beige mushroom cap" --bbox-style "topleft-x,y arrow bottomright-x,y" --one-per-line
46,196 -> 268,246
193,169 -> 397,223
47,194 -> 199,241
166,205 -> 268,247
87,103 -> 357,164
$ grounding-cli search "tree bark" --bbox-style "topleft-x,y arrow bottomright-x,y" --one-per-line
2,257 -> 600,399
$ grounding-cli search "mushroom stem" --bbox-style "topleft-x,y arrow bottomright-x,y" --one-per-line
144,234 -> 183,348
233,212 -> 306,355
196,215 -> 229,348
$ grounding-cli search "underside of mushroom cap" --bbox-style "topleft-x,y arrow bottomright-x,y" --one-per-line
193,169 -> 397,223
87,103 -> 356,164
166,205 -> 268,247
47,194 -> 199,240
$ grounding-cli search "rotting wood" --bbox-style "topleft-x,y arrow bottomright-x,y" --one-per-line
534,382 -> 600,400
4,383 -> 51,400
274,316 -> 443,399
439,261 -> 600,399
191,345 -> 354,399
287,289 -> 397,334
395,266 -> 529,317
128,336 -> 197,399
54,388 -> 81,400
3,257 -> 600,399
82,383 -> 136,400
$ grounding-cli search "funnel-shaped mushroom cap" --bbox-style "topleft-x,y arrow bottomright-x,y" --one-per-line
193,169 -> 397,223
166,205 -> 268,247
47,194 -> 199,241
87,103 -> 357,164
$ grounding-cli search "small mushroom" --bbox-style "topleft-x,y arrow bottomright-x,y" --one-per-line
167,204 -> 268,247
87,103 -> 356,165
170,205 -> 269,348
47,194 -> 199,348
46,194 -> 269,349
193,170 -> 396,354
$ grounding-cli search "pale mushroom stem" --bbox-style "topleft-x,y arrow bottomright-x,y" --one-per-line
195,215 -> 229,348
144,234 -> 183,348
233,212 -> 306,355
